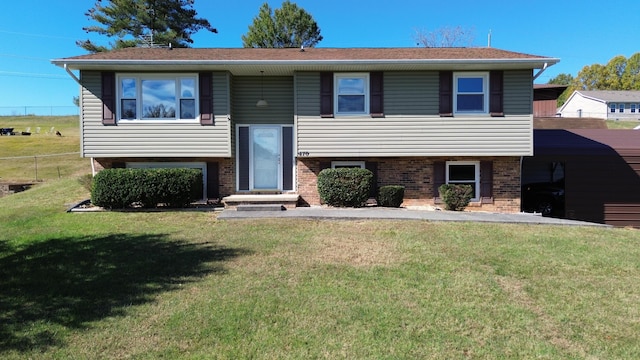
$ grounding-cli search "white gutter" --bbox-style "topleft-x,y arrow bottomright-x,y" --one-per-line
63,63 -> 81,84
533,62 -> 549,81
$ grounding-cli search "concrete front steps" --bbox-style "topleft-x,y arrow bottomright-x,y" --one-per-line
222,194 -> 300,211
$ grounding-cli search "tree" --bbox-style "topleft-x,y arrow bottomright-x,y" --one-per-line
242,1 -> 322,48
77,0 -> 217,53
549,73 -> 574,106
414,26 -> 475,47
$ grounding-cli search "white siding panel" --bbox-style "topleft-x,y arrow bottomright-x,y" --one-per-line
80,70 -> 231,158
297,115 -> 533,157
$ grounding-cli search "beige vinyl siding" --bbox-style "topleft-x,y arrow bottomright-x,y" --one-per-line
232,76 -> 294,125
79,71 -> 231,158
295,70 -> 533,157
296,115 -> 532,157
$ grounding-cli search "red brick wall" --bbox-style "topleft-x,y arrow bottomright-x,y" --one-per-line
297,157 -> 521,213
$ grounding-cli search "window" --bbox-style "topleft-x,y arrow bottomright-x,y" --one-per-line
335,73 -> 369,115
632,104 -> 636,113
331,161 -> 365,169
610,104 -> 616,113
116,74 -> 198,121
454,73 -> 488,114
619,103 -> 625,113
446,161 -> 479,201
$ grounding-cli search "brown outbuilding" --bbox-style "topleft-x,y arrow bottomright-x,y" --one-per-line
523,129 -> 640,227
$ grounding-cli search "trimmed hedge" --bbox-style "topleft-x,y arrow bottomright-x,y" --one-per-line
438,184 -> 473,211
317,167 -> 373,207
377,185 -> 405,207
91,168 -> 203,209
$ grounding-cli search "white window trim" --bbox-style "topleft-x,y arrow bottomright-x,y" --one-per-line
334,73 -> 370,116
619,103 -> 625,113
331,161 -> 365,169
445,161 -> 480,202
453,72 -> 489,115
610,103 -> 616,113
125,162 -> 207,200
116,73 -> 199,124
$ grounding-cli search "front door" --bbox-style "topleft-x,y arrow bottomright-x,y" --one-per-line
251,126 -> 281,190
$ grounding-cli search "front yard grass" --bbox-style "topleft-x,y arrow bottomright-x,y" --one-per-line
1,178 -> 639,359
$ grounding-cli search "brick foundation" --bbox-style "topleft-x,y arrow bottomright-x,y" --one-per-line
297,157 -> 521,213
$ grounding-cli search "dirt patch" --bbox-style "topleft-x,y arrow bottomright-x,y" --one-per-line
307,223 -> 401,268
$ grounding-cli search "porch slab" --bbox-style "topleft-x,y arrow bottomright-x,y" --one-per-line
222,194 -> 299,209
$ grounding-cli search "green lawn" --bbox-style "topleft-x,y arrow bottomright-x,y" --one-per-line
606,119 -> 640,129
1,178 -> 639,359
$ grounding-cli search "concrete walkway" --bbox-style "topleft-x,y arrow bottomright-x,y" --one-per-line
218,206 -> 607,227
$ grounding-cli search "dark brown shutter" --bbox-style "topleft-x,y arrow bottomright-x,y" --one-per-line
101,72 -> 116,125
480,161 -> 494,203
365,161 -> 378,197
319,161 -> 331,171
282,127 -> 294,191
439,71 -> 453,117
433,161 -> 446,202
489,71 -> 504,117
206,162 -> 219,199
238,127 -> 250,190
320,72 -> 334,118
199,72 -> 214,125
369,72 -> 384,117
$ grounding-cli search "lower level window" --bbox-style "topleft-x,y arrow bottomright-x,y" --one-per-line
332,161 -> 365,169
446,161 -> 479,201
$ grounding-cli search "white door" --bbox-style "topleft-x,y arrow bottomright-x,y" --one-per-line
251,126 -> 281,190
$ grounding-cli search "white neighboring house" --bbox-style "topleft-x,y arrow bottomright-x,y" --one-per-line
558,90 -> 640,120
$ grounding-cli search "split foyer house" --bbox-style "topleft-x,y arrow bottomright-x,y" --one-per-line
52,47 -> 558,212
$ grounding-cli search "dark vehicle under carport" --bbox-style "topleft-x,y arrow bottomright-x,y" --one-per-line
522,129 -> 640,227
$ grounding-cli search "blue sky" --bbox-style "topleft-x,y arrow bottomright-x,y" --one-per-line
1,0 -> 639,113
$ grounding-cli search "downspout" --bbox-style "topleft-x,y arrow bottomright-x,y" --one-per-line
63,63 -> 81,84
533,62 -> 549,81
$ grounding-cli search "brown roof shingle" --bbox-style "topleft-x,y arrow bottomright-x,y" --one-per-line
59,46 -> 553,62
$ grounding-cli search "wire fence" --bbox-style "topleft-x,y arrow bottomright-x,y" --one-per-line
0,152 -> 86,182
0,106 -> 79,116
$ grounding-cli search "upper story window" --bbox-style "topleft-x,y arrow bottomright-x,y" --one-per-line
454,72 -> 489,115
117,74 -> 198,122
335,73 -> 369,115
446,161 -> 479,201
619,103 -> 625,113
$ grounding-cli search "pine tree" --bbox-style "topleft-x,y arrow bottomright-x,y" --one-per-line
77,0 -> 216,53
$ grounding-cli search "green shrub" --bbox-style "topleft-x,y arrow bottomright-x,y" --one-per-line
377,185 -> 405,207
91,168 -> 202,209
317,167 -> 373,207
438,184 -> 473,211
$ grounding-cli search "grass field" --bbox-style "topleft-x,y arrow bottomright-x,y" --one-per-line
606,119 -> 640,129
0,116 -> 91,182
1,177 -> 639,359
1,116 -> 640,358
